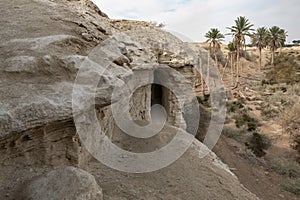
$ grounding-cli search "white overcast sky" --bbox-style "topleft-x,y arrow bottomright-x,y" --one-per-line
92,0 -> 300,43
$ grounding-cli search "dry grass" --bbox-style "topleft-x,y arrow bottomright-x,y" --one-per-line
280,102 -> 300,155
282,178 -> 300,196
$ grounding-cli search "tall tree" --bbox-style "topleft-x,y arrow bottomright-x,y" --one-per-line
268,26 -> 287,65
205,28 -> 225,67
252,27 -> 269,70
227,16 -> 254,86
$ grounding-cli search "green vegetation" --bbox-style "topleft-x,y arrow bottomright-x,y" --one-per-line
227,16 -> 254,86
281,178 -> 300,196
245,132 -> 271,157
233,110 -> 260,131
281,103 -> 300,159
251,27 -> 269,69
201,16 -> 288,88
205,28 -> 225,76
271,159 -> 300,195
250,26 -> 288,68
292,40 -> 300,45
261,106 -> 279,119
256,82 -> 300,161
266,54 -> 300,84
268,26 -> 287,65
203,15 -> 298,197
240,50 -> 257,62
227,99 -> 244,113
227,99 -> 270,157
271,159 -> 300,178
222,126 -> 246,142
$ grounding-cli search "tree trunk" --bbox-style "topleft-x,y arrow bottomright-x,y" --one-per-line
222,58 -> 228,80
201,75 -> 205,96
230,53 -> 234,85
235,48 -> 240,87
259,48 -> 262,70
214,51 -> 218,68
271,50 -> 274,65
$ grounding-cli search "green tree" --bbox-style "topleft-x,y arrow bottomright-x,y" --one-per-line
268,26 -> 287,65
292,40 -> 300,45
252,27 -> 269,70
227,16 -> 254,86
205,28 -> 225,67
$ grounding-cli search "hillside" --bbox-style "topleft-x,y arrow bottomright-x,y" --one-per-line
194,42 -> 300,199
0,0 -> 258,199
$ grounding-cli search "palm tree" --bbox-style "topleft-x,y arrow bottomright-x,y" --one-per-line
205,28 -> 225,67
227,16 -> 254,86
268,26 -> 287,65
252,27 -> 269,70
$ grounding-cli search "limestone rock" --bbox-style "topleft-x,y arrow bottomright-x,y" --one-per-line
17,167 -> 103,200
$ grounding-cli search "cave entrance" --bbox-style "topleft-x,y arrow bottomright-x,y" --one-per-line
151,84 -> 163,106
150,83 -> 170,122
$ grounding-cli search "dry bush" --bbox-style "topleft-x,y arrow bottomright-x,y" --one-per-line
281,178 -> 300,196
260,84 -> 299,120
245,132 -> 271,157
271,159 -> 300,196
266,54 -> 300,84
271,159 -> 300,178
241,51 -> 258,62
281,102 -> 300,155
222,125 -> 247,142
233,110 -> 260,131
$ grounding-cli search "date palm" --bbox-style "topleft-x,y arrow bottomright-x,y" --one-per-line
227,16 -> 254,86
252,27 -> 269,70
205,28 -> 225,67
268,26 -> 287,65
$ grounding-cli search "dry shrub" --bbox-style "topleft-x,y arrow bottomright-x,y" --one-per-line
266,55 -> 300,84
222,125 -> 246,142
281,102 -> 300,157
246,132 -> 271,157
281,178 -> 300,196
233,110 -> 260,131
271,159 -> 300,178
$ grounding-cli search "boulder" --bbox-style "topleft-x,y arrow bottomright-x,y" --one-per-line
17,167 -> 103,200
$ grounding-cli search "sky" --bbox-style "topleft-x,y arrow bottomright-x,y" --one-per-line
92,0 -> 300,43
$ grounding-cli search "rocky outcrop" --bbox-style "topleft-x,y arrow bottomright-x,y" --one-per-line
0,0 -> 197,166
0,0 -> 258,199
17,166 -> 103,200
0,0 -> 111,167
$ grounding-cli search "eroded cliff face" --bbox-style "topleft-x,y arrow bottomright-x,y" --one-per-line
0,0 -> 196,166
0,0 -> 258,199
0,0 -> 110,166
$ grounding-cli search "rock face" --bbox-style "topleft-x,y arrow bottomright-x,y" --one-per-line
17,166 -> 103,200
0,0 -> 258,199
0,0 -> 112,166
0,0 -> 197,166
